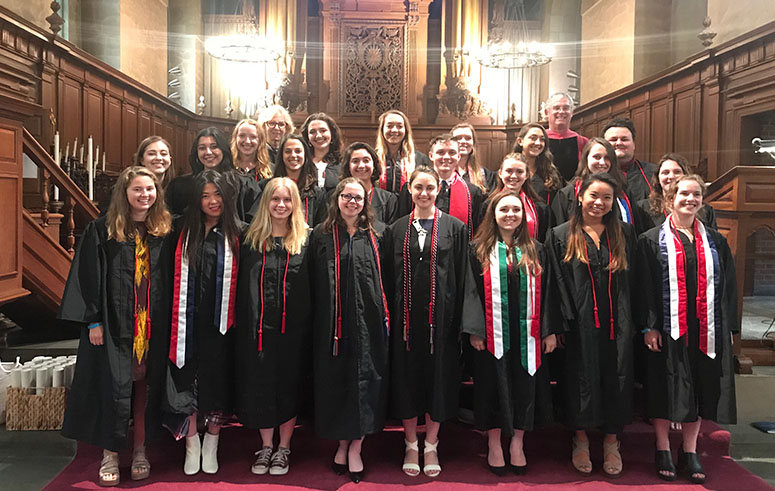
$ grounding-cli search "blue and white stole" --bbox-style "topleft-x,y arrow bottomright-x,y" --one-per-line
169,228 -> 238,368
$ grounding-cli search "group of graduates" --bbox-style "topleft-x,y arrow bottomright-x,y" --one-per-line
59,101 -> 737,488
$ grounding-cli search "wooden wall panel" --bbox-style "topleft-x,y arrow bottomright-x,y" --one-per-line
84,88 -> 103,148
121,103 -> 138,169
674,90 -> 697,163
650,100 -> 670,161
105,95 -> 122,167
60,77 -> 82,149
139,110 -> 151,143
0,118 -> 26,304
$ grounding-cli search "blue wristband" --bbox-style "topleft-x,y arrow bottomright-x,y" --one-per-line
641,328 -> 653,334
88,322 -> 101,330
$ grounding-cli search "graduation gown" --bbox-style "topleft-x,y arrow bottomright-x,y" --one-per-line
479,194 -> 552,244
387,212 -> 483,422
622,159 -> 657,202
397,179 -> 484,236
234,236 -> 313,429
530,174 -> 563,206
461,166 -> 500,195
547,130 -> 589,182
59,217 -> 171,452
545,222 -> 636,432
635,226 -> 737,424
636,198 -> 717,233
381,150 -> 431,194
311,222 -> 390,440
164,220 -> 245,429
317,161 -> 340,196
463,243 -> 558,433
369,187 -> 398,225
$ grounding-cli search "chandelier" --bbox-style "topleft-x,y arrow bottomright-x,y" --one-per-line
204,2 -> 281,64
475,40 -> 553,69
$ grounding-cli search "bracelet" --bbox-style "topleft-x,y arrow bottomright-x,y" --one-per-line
88,322 -> 101,330
641,328 -> 653,334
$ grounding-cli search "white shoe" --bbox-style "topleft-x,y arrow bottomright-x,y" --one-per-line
201,432 -> 220,474
184,434 -> 201,475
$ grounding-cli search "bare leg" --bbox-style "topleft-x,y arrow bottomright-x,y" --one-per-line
575,429 -> 588,442
347,437 -> 365,473
509,429 -> 526,467
487,429 -> 505,467
132,380 -> 147,449
402,417 -> 419,472
653,418 -> 671,451
681,420 -> 701,453
207,421 -> 221,435
335,440 -> 349,466
259,427 -> 274,448
278,417 -> 296,449
424,415 -> 442,475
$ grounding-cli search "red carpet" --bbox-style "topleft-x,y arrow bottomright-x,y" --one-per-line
44,420 -> 772,490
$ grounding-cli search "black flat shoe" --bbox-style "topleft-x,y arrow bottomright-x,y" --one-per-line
332,462 -> 347,475
349,469 -> 364,483
488,464 -> 507,476
677,449 -> 706,484
509,463 -> 527,475
655,450 -> 676,481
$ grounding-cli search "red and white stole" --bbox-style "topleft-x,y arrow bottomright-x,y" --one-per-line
483,243 -> 542,374
447,174 -> 473,239
169,228 -> 239,368
659,215 -> 721,358
520,190 -> 538,239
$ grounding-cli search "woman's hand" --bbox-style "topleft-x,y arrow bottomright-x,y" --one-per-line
470,334 -> 485,351
555,333 -> 565,348
644,329 -> 662,352
542,334 -> 557,354
89,324 -> 104,346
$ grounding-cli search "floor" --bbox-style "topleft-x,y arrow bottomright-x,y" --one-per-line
742,296 -> 775,341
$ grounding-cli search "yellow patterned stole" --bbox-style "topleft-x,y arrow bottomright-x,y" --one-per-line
133,233 -> 150,362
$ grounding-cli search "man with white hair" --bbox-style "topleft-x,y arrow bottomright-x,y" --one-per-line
543,92 -> 589,181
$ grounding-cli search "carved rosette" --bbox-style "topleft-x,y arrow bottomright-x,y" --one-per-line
341,26 -> 405,115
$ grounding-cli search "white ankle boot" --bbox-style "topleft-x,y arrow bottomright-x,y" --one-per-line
201,432 -> 220,474
184,434 -> 201,475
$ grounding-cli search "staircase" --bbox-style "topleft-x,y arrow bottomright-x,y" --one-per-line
0,128 -> 98,346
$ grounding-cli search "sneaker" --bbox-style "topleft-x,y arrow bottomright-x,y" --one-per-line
251,446 -> 273,475
269,447 -> 291,475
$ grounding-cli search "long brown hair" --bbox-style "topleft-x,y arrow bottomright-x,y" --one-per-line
106,166 -> 171,241
134,136 -> 175,189
321,177 -> 378,236
272,134 -> 318,197
230,118 -> 272,179
648,153 -> 691,216
451,123 -> 487,192
300,112 -> 343,165
513,123 -> 563,192
574,137 -> 627,192
473,189 -> 541,275
340,142 -> 383,185
494,152 -> 543,203
563,173 -> 628,272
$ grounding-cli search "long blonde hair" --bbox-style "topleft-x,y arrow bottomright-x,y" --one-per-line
245,177 -> 308,255
230,119 -> 272,179
375,110 -> 417,173
106,166 -> 171,242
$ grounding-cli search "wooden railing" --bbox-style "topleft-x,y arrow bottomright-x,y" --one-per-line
22,128 -> 98,254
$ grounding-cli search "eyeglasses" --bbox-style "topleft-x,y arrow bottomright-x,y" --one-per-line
339,193 -> 364,203
266,121 -> 287,128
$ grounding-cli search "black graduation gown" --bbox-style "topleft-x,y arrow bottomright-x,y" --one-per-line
529,173 -> 562,205
545,222 -> 636,433
234,236 -> 313,429
381,151 -> 431,194
369,187 -> 398,225
164,221 -> 245,428
636,198 -> 717,233
548,137 -> 582,182
167,170 -> 260,223
462,167 -> 500,195
635,226 -> 737,424
310,222 -> 390,440
267,144 -> 278,168
397,179 -> 484,236
59,217 -> 171,452
320,162 -> 340,196
478,194 -> 552,244
387,212 -> 484,422
463,243 -> 559,433
623,160 -> 657,202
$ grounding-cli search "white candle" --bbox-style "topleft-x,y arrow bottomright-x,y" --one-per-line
79,144 -> 84,164
102,153 -> 106,172
53,131 -> 60,201
94,146 -> 100,172
87,136 -> 93,200
64,143 -> 69,163
73,138 -> 78,157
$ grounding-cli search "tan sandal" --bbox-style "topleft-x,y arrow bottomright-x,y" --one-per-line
603,440 -> 623,477
98,450 -> 120,487
571,436 -> 592,475
131,446 -> 151,481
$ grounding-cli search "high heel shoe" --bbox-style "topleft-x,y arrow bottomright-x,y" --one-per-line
331,461 -> 347,475
349,469 -> 365,483
655,449 -> 676,481
402,439 -> 420,477
509,463 -> 527,475
677,448 -> 706,484
184,435 -> 201,476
